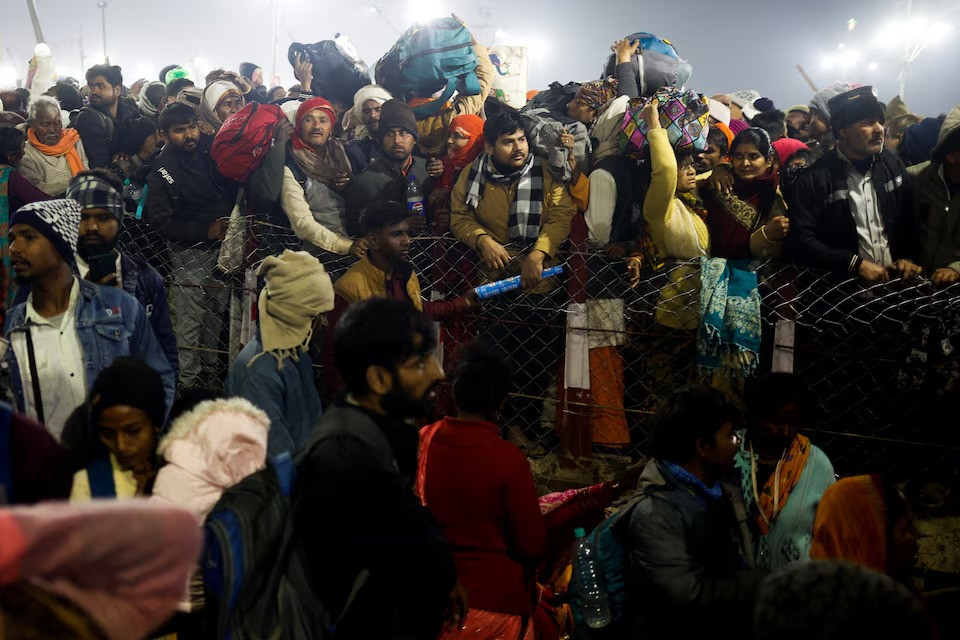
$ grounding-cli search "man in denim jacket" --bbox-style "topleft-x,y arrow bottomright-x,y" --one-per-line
4,199 -> 175,440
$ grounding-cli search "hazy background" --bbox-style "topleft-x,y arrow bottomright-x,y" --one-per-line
2,0 -> 959,115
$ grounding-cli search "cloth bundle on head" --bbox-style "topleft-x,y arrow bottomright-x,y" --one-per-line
89,357 -> 168,428
729,90 -> 762,120
255,250 -> 335,367
239,62 -> 260,82
575,77 -> 619,112
809,81 -> 854,118
709,98 -> 731,126
440,114 -> 485,189
66,174 -> 125,225
772,137 -> 810,166
12,199 -> 81,265
200,80 -> 243,133
378,99 -> 419,141
291,97 -> 351,187
618,87 -> 710,160
175,86 -> 203,111
827,86 -> 884,134
138,81 -> 165,117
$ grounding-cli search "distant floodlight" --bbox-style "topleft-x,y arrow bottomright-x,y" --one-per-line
0,65 -> 18,87
407,0 -> 447,23
820,55 -> 836,70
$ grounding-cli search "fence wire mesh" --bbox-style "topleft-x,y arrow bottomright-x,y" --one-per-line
119,213 -> 960,491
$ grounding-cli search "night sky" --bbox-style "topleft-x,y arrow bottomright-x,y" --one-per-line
2,0 -> 958,115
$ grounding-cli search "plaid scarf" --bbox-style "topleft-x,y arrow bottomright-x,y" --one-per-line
465,152 -> 543,244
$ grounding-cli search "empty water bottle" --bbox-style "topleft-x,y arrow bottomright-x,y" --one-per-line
406,177 -> 425,217
573,527 -> 611,629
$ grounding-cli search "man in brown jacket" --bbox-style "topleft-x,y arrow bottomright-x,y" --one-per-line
449,110 -> 576,453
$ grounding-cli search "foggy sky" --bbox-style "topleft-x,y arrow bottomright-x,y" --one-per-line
2,0 -> 959,116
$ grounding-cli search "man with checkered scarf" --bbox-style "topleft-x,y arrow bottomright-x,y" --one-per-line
450,110 -> 576,453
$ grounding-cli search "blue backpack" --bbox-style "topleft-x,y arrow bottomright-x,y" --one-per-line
202,452 -> 335,639
600,32 -> 693,97
568,497 -> 643,639
375,17 -> 481,119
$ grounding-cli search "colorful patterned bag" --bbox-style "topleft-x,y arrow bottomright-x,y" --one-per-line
618,87 -> 710,160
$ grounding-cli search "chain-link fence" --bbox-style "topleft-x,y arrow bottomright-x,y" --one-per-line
120,214 -> 960,491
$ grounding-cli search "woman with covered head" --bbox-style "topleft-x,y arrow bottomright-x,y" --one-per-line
66,357 -> 168,501
198,79 -> 244,135
280,96 -> 367,261
428,113 -> 485,233
701,127 -> 789,259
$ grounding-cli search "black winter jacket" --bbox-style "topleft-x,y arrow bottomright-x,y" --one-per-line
145,143 -> 238,248
73,97 -> 141,169
784,148 -> 917,274
292,404 -> 456,640
627,460 -> 766,637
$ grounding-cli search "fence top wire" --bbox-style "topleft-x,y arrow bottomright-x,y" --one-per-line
121,214 -> 960,334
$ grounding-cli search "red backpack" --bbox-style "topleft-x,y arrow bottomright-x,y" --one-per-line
212,102 -> 285,182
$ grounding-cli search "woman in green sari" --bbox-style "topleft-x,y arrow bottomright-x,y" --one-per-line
735,373 -> 835,569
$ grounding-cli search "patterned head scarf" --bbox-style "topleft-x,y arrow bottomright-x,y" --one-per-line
574,77 -> 619,111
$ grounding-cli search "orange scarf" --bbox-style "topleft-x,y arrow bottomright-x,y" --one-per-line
27,128 -> 84,176
810,474 -> 888,573
750,434 -> 811,534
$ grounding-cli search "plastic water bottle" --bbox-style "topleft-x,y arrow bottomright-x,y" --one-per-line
406,177 -> 425,217
573,527 -> 611,629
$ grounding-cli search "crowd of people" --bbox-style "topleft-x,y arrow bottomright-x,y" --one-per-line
0,21 -> 957,640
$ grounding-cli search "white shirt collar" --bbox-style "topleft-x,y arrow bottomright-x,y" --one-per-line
25,277 -> 81,330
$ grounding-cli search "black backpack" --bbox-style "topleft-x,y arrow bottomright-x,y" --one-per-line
288,39 -> 371,108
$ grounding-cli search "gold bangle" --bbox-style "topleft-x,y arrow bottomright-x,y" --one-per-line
627,256 -> 642,264
761,226 -> 771,241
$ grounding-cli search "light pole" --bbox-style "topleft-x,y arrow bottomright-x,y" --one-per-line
24,0 -> 45,43
97,1 -> 108,63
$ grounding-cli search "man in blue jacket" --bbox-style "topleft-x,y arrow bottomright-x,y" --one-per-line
5,199 -> 175,440
65,170 -> 179,378
227,249 -> 334,456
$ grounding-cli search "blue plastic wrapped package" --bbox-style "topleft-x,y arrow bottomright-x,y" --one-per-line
473,265 -> 564,300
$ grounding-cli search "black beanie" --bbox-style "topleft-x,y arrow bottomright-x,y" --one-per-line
378,99 -> 419,141
90,357 -> 167,429
239,62 -> 260,81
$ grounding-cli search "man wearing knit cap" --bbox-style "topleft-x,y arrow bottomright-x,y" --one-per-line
785,105 -> 810,140
345,99 -> 433,221
67,169 -> 178,377
807,81 -> 854,150
345,85 -> 394,173
785,86 -> 920,284
227,250 -> 334,455
4,199 -> 175,439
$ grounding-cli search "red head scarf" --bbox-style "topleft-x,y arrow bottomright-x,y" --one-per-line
440,114 -> 485,189
293,97 -> 338,151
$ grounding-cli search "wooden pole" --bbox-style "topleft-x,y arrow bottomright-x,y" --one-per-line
796,64 -> 818,93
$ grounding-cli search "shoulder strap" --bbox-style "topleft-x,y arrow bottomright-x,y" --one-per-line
272,451 -> 295,497
87,456 -> 117,498
411,77 -> 458,120
135,182 -> 149,220
0,403 -> 13,505
24,327 -> 44,426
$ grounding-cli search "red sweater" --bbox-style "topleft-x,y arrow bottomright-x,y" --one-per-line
421,417 -> 547,616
